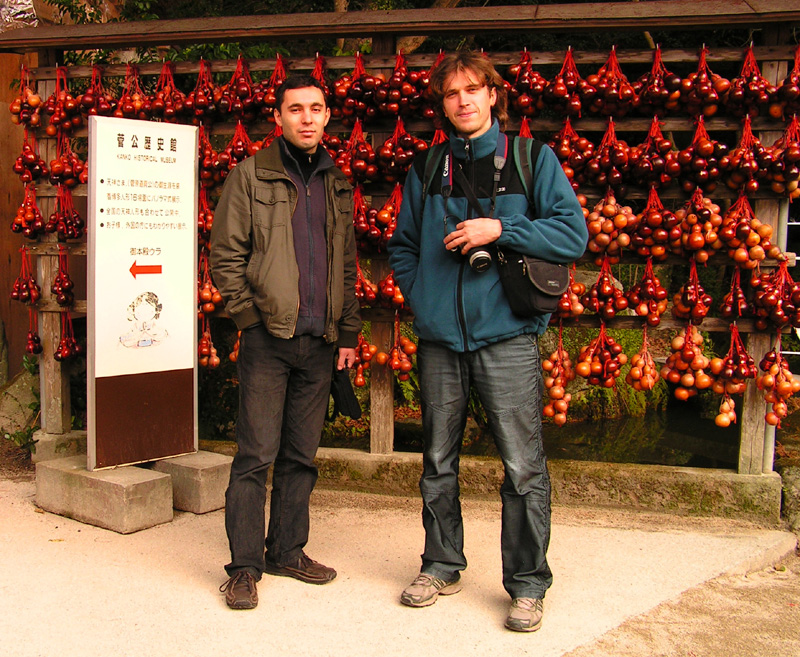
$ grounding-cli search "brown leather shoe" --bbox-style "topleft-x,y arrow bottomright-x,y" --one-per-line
219,571 -> 258,610
263,552 -> 336,584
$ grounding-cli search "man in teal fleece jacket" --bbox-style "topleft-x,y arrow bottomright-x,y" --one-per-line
388,51 -> 587,632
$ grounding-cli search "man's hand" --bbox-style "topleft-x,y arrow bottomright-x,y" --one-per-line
337,348 -> 357,370
444,218 -> 502,255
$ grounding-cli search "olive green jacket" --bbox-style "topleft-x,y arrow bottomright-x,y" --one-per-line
209,140 -> 361,348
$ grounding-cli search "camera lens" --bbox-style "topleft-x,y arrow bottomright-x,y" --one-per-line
468,248 -> 492,273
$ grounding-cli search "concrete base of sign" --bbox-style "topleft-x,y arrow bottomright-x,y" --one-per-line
31,429 -> 87,464
36,455 -> 173,534
151,450 -> 232,514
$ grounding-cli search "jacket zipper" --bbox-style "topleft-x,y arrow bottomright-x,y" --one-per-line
456,138 -> 472,348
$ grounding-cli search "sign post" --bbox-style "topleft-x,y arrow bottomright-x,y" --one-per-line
87,116 -> 199,470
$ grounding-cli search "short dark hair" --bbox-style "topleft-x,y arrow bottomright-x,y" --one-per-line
274,75 -> 328,111
429,51 -> 509,132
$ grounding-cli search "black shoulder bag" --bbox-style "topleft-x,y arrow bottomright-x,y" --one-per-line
452,133 -> 570,318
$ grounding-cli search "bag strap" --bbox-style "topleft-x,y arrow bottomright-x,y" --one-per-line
420,142 -> 448,217
513,135 -> 544,209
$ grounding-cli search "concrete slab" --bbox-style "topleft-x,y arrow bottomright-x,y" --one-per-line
0,478 -> 795,657
151,450 -> 232,514
35,455 -> 172,534
30,429 -> 86,463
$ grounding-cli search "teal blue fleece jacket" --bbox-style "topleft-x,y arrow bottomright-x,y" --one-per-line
387,120 -> 588,353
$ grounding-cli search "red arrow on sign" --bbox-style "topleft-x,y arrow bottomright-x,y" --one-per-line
130,261 -> 163,279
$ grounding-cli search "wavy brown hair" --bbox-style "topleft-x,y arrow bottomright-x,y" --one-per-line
428,51 -> 509,132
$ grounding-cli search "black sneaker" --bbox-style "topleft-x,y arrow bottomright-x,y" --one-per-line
219,571 -> 258,610
263,552 -> 337,584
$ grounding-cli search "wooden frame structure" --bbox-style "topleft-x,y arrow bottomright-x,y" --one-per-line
1,2 -> 798,475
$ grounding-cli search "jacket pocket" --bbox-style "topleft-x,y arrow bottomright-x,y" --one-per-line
253,185 -> 291,228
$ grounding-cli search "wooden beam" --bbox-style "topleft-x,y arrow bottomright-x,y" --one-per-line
0,2 -> 799,52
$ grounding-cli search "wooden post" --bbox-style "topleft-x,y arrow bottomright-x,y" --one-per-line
366,34 -> 396,454
741,25 -> 790,475
35,50 -> 72,434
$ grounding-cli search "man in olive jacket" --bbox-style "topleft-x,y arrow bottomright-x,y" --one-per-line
210,75 -> 361,610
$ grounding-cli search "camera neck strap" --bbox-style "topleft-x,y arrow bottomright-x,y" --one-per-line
441,132 -> 508,219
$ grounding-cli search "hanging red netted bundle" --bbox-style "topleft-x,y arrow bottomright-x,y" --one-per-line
115,63 -> 148,120
43,67 -> 81,136
9,65 -> 43,128
376,182 -> 402,252
375,313 -> 415,382
670,188 -> 723,262
54,310 -> 82,361
216,121 -> 256,179
505,49 -> 547,118
547,117 -> 593,192
420,51 -> 446,122
354,255 -> 378,307
198,126 -> 220,188
198,314 -> 221,369
310,53 -> 330,98
49,130 -> 87,188
626,327 -> 659,392
50,246 -> 75,307
583,118 -> 631,195
554,265 -> 585,320
197,187 -> 214,251
10,184 -> 45,239
584,188 -> 635,264
671,258 -> 713,324
776,44 -> 800,118
542,322 -> 575,426
375,51 -> 426,118
219,55 -> 256,122
185,59 -> 220,125
352,185 -> 372,246
628,187 -> 677,261
13,128 -> 49,183
660,323 -> 714,401
78,64 -> 116,117
633,45 -> 682,117
709,323 -> 756,397
719,267 -> 752,319
629,116 -> 679,189
351,332 -> 379,387
724,45 -> 777,120
544,47 -> 594,118
751,260 -> 800,330
626,257 -> 668,326
151,61 -> 186,123
11,246 -> 41,305
25,308 -> 43,355
254,53 -> 288,121
757,335 -> 800,427
719,192 -> 783,268
581,254 -> 628,320
677,116 -> 728,194
430,127 -> 448,146
377,271 -> 405,310
46,185 -> 84,241
377,117 -> 428,183
574,323 -> 628,387
331,52 -> 379,125
197,250 -> 223,318
680,46 -> 730,118
334,119 -> 379,184
353,183 -> 399,255
723,115 -> 774,195
586,46 -> 636,118
770,114 -> 800,200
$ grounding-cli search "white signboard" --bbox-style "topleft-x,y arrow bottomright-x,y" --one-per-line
87,116 -> 198,378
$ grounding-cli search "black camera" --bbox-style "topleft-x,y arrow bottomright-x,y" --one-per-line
444,213 -> 493,273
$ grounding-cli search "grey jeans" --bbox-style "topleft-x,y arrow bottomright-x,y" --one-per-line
416,334 -> 553,599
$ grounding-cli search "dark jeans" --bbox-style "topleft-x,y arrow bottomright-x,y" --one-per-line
224,325 -> 335,579
416,334 -> 552,599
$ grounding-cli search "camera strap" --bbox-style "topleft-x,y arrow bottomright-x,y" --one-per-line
444,132 -> 508,220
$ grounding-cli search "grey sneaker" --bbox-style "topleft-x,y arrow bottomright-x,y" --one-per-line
400,572 -> 462,607
505,597 -> 543,632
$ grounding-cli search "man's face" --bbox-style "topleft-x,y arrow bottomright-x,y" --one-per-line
274,86 -> 330,153
441,68 -> 497,140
